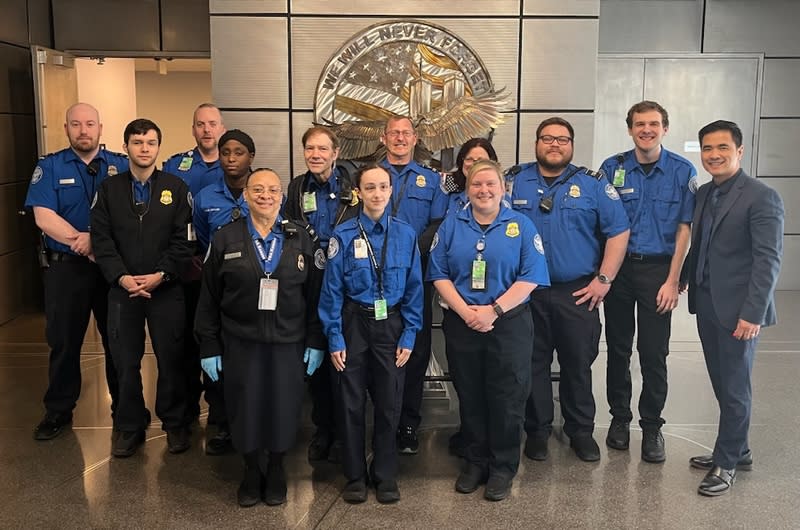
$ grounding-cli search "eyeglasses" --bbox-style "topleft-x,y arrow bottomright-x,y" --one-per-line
247,186 -> 282,197
538,135 -> 572,145
385,130 -> 415,138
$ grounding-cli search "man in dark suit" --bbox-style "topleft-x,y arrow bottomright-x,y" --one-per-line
686,120 -> 784,496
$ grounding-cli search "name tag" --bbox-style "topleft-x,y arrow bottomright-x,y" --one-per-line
59,178 -> 76,185
224,251 -> 242,260
512,199 -> 528,205
619,188 -> 635,195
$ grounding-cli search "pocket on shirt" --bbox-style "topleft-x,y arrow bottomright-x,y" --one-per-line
655,187 -> 680,223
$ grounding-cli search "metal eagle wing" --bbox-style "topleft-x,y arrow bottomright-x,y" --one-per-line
319,119 -> 385,160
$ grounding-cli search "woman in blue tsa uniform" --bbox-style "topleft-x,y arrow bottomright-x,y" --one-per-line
194,168 -> 326,508
443,137 -> 499,217
427,160 -> 550,502
318,164 -> 423,505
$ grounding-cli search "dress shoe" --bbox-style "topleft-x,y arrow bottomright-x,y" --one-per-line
205,425 -> 233,456
113,430 -> 145,458
641,429 -> 666,463
264,454 -> 287,506
375,479 -> 401,504
327,439 -> 343,464
33,412 -> 72,441
397,425 -> 419,455
455,463 -> 489,494
237,465 -> 263,507
166,427 -> 191,454
689,450 -> 753,471
341,477 -> 367,503
524,434 -> 549,461
307,429 -> 332,462
606,420 -> 630,450
448,430 -> 466,458
570,434 -> 601,462
698,466 -> 736,497
484,475 -> 512,501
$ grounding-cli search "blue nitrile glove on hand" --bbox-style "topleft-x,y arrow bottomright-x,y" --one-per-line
201,355 -> 222,382
304,348 -> 324,376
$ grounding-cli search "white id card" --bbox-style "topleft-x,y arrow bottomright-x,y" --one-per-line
258,278 -> 279,310
354,238 -> 368,259
187,223 -> 196,241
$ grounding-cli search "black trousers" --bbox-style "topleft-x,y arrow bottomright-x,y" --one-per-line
444,306 -> 532,479
309,352 -> 337,438
526,278 -> 602,438
184,279 -> 226,425
43,259 -> 117,416
108,284 -> 186,432
603,260 -> 672,429
696,287 -> 757,469
400,276 -> 433,431
334,306 -> 405,483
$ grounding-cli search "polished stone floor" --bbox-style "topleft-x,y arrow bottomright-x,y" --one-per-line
2,293 -> 799,529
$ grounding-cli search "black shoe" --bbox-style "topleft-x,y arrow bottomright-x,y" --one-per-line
397,426 -> 419,455
606,420 -> 630,450
690,450 -> 753,471
523,434 -> 549,461
448,430 -> 466,458
484,475 -> 512,501
698,466 -> 736,497
641,428 -> 665,463
455,463 -> 488,494
308,430 -> 332,462
33,412 -> 72,441
166,427 -> 191,454
205,426 -> 233,456
570,434 -> 601,462
328,439 -> 343,464
238,465 -> 262,507
113,430 -> 145,458
375,479 -> 400,504
342,477 -> 367,503
264,454 -> 287,506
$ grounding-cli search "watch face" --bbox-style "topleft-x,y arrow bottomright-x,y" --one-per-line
598,274 -> 611,284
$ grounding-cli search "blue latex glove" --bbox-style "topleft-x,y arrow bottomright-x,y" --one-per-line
201,355 -> 222,382
303,348 -> 324,376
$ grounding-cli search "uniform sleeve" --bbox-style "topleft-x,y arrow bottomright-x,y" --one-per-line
303,236 -> 328,351
398,234 -> 423,351
157,180 -> 195,276
679,163 -> 698,223
194,238 -> 224,358
517,217 -> 550,287
162,156 -> 177,175
90,181 -> 128,284
599,157 -> 616,186
192,191 -> 212,253
596,181 -> 630,238
430,175 -> 449,220
425,221 -> 450,282
318,235 -> 347,353
24,157 -> 57,210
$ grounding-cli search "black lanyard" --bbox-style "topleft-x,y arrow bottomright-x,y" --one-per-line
541,166 -> 585,200
391,170 -> 412,217
357,218 -> 390,299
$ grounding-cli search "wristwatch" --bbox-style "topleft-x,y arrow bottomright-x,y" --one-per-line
157,270 -> 172,282
597,273 -> 612,285
491,302 -> 504,317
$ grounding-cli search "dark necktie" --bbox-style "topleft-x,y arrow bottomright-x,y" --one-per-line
695,187 -> 720,285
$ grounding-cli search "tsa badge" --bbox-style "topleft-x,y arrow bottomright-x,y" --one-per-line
505,222 -> 520,238
327,237 -> 340,259
160,190 -> 173,205
31,166 -> 43,184
605,183 -> 620,200
314,248 -> 327,269
416,174 -> 426,187
533,234 -> 545,255
569,185 -> 581,198
350,189 -> 359,206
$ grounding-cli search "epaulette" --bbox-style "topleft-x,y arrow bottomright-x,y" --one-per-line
170,149 -> 194,159
101,147 -> 128,158
585,168 -> 603,180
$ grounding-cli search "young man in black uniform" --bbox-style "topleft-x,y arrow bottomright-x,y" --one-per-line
91,118 -> 194,458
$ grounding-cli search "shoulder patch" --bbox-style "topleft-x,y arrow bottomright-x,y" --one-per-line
430,231 -> 439,252
327,237 -> 340,259
605,183 -> 620,200
533,233 -> 545,255
688,175 -> 699,194
314,248 -> 327,269
31,166 -> 43,184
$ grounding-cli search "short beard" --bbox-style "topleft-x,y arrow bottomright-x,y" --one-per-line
536,155 -> 571,174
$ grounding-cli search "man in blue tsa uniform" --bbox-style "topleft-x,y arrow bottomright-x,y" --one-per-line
283,126 -> 360,464
25,102 -> 129,440
599,100 -> 697,463
379,115 -> 448,454
511,117 -> 630,462
319,164 -> 423,504
91,119 -> 194,458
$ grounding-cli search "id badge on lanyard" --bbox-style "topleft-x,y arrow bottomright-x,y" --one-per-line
258,277 -> 279,310
471,238 -> 486,291
302,191 -> 317,213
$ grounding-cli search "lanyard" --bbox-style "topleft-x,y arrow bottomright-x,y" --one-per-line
391,171 -> 412,217
357,218 -> 390,299
254,237 -> 278,275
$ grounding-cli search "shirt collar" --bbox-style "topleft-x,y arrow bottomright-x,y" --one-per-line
305,169 -> 339,193
247,214 -> 283,241
358,209 -> 390,233
714,169 -> 743,195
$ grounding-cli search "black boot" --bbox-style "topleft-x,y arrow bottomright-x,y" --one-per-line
264,452 -> 287,506
238,452 -> 262,507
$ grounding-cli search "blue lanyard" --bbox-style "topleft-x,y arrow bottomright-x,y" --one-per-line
254,237 -> 278,275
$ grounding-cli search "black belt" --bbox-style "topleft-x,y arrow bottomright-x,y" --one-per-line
48,251 -> 91,264
345,300 -> 399,319
625,253 -> 671,264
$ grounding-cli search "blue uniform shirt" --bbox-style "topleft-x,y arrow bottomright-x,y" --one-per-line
287,168 -> 346,248
163,148 -> 223,197
380,159 -> 448,237
193,178 -> 250,253
511,163 -> 629,283
25,146 -> 129,254
427,203 -> 551,304
319,210 -> 423,353
132,178 -> 150,204
600,148 -> 696,256
247,214 -> 284,274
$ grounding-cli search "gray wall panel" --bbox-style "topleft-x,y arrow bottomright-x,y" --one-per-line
0,0 -> 30,46
758,119 -> 800,177
777,235 -> 800,291
520,20 -> 597,110
489,115 -> 518,170
211,17 -> 288,108
0,114 -> 37,185
524,0 -> 598,16
599,0 -> 702,53
762,59 -> 800,118
27,0 -> 53,48
161,0 -> 211,52
291,111 -> 314,179
291,0 -> 521,16
704,0 -> 800,56
210,0 -> 286,14
518,113 -> 594,168
0,182 -> 27,254
0,248 -> 39,324
761,178 -> 800,235
53,0 -> 160,52
0,43 -> 34,115
220,111 -> 291,184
